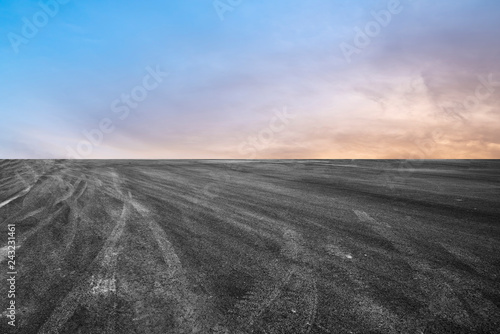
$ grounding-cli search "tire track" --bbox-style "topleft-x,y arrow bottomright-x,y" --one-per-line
0,206 -> 45,227
282,229 -> 318,334
0,186 -> 32,209
0,162 -> 55,209
236,228 -> 318,334
89,192 -> 130,296
38,197 -> 130,334
353,210 -> 477,331
353,209 -> 415,255
129,198 -> 208,334
1,173 -> 86,259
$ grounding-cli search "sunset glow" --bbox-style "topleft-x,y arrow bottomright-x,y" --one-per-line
1,0 -> 499,158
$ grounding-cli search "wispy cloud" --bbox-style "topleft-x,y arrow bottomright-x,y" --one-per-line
1,0 -> 499,158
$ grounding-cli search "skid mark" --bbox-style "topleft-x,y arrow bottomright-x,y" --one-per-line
322,265 -> 403,334
90,276 -> 116,296
147,219 -> 183,275
89,193 -> 130,294
16,167 -> 35,188
101,182 -> 128,203
37,281 -> 88,334
353,210 -> 416,255
8,205 -> 66,255
0,245 -> 19,263
240,267 -> 296,330
320,267 -> 406,333
5,162 -> 58,209
105,169 -> 126,199
0,186 -> 32,209
0,206 -> 46,227
101,196 -> 129,263
282,229 -> 318,334
21,175 -> 64,209
282,229 -> 303,260
18,207 -> 46,221
236,228 -> 318,333
53,176 -> 78,205
0,161 -> 50,191
130,198 -> 208,334
225,213 -> 275,241
354,210 -> 391,228
112,171 -> 124,195
353,210 -> 478,329
39,199 -> 130,334
71,177 -> 89,203
129,200 -> 149,215
325,244 -> 353,260
440,243 -> 481,264
60,177 -> 89,251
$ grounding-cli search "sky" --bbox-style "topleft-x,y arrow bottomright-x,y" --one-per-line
1,0 -> 499,159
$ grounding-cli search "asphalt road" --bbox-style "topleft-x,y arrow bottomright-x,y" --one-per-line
0,160 -> 499,333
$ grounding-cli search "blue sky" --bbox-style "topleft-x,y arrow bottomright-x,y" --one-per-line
1,0 -> 499,158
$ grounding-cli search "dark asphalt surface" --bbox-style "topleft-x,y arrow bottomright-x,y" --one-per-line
0,159 -> 499,333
